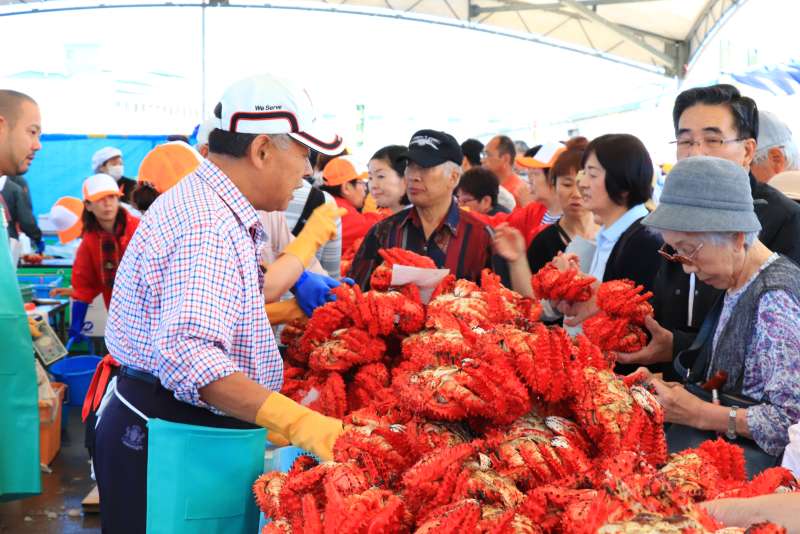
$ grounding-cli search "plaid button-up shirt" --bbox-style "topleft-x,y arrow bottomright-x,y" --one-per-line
106,160 -> 282,409
347,198 -> 510,290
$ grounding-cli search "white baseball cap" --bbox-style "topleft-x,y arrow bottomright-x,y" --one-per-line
49,196 -> 84,243
82,173 -> 123,202
91,146 -> 123,172
215,74 -> 344,155
757,110 -> 793,152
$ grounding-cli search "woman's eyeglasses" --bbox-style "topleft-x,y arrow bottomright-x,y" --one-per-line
657,242 -> 703,265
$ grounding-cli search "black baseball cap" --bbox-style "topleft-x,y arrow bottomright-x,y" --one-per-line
402,129 -> 464,168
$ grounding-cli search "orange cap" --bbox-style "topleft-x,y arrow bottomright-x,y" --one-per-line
516,143 -> 567,169
138,141 -> 203,194
322,157 -> 365,187
82,173 -> 123,202
48,196 -> 84,244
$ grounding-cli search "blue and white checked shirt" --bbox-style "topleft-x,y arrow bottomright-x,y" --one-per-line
106,159 -> 283,409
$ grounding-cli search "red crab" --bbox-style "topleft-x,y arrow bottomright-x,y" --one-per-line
596,279 -> 653,325
393,352 -> 530,424
308,328 -> 386,373
570,367 -> 666,464
370,247 -> 437,291
583,313 -> 648,353
530,264 -> 597,303
346,363 -> 394,413
281,371 -> 348,419
489,324 -> 576,403
490,415 -> 592,490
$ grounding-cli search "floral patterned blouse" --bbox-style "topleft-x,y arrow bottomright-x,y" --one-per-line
712,253 -> 800,456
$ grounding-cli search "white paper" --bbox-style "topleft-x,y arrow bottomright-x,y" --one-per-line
390,265 -> 450,304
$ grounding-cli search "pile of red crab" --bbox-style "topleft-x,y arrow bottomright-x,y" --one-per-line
255,250 -> 798,534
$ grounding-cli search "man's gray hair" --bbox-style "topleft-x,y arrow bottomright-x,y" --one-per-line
441,161 -> 463,179
753,140 -> 799,171
269,133 -> 292,150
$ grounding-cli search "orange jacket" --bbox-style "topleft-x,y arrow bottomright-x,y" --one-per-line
470,202 -> 549,246
334,196 -> 384,254
71,210 -> 139,308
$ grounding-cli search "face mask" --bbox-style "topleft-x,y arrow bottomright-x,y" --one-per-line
107,165 -> 124,180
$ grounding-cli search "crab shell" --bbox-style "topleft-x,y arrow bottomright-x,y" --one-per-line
596,279 -> 654,325
583,314 -> 648,353
394,355 -> 530,424
308,327 -> 387,373
531,264 -> 597,303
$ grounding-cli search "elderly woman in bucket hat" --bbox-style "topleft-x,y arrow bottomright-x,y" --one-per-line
640,156 -> 800,461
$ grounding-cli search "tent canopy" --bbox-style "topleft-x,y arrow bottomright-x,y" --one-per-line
0,0 -> 745,78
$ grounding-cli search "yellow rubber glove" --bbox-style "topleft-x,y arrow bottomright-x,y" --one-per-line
255,392 -> 343,461
362,193 -> 379,214
282,204 -> 347,267
266,430 -> 290,447
264,299 -> 306,325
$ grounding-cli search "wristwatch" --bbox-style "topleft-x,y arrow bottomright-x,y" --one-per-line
725,406 -> 738,440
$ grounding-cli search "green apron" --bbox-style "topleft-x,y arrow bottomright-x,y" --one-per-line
0,219 -> 41,501
146,418 -> 265,534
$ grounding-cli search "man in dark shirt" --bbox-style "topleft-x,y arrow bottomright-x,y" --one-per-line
347,129 -> 510,289
1,175 -> 43,249
621,84 -> 800,374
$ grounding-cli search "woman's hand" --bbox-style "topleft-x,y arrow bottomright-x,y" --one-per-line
50,287 -> 73,298
550,251 -> 580,272
616,316 -> 674,366
650,378 -> 707,428
492,224 -> 527,263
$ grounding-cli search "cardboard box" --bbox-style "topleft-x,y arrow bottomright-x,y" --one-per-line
39,382 -> 66,465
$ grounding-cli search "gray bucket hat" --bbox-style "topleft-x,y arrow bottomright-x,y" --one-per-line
642,156 -> 762,233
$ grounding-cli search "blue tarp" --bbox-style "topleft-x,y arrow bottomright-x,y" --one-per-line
24,134 -> 169,217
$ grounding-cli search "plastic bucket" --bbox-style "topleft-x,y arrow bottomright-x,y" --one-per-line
48,355 -> 102,407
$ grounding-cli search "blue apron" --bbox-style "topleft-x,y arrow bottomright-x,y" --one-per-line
145,417 -> 265,534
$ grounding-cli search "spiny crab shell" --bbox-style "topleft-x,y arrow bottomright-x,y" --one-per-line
531,264 -> 597,303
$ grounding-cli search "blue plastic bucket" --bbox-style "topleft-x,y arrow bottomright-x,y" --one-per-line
49,355 -> 102,407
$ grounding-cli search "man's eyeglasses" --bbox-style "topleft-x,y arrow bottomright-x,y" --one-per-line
658,242 -> 703,265
670,137 -> 746,151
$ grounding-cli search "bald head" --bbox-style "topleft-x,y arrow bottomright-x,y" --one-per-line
0,90 -> 41,176
0,90 -> 37,127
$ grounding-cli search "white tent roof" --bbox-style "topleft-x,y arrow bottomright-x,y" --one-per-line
0,0 -> 744,77
313,0 -> 746,77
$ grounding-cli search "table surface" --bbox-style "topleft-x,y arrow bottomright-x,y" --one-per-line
18,258 -> 74,268
33,299 -> 69,315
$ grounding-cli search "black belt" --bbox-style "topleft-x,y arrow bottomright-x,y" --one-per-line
115,366 -> 259,430
119,366 -> 160,385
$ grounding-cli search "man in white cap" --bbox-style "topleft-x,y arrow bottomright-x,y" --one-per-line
91,146 -> 136,203
751,109 -> 799,184
96,74 -> 346,532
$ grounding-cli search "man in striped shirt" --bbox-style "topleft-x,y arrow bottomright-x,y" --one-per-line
348,129 -> 510,289
96,74 -> 346,533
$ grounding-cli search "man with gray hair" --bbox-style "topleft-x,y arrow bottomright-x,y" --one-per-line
751,110 -> 798,184
97,74 -> 347,532
347,128 -> 510,288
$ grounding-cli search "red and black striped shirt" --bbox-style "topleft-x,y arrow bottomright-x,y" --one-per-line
347,199 -> 510,289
